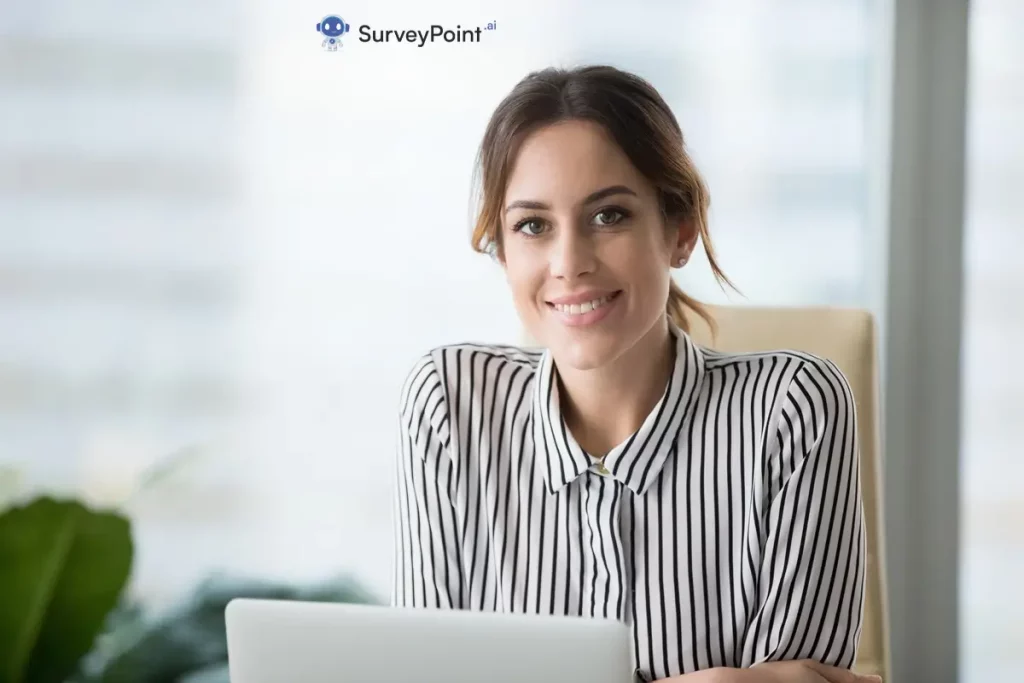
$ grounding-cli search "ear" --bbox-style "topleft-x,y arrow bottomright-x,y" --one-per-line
487,240 -> 506,269
669,218 -> 698,267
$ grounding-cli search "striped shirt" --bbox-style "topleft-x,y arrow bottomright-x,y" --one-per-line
391,325 -> 865,681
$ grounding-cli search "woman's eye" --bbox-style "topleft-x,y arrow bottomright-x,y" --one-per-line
593,208 -> 625,226
515,219 -> 544,236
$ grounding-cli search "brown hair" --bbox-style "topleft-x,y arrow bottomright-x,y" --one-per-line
470,64 -> 737,333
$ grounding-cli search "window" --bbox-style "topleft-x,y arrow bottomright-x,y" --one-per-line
961,1 -> 1024,680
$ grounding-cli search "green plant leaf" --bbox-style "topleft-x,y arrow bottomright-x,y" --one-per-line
0,496 -> 133,683
91,574 -> 378,683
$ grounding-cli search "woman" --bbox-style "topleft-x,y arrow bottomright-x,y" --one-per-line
392,65 -> 873,683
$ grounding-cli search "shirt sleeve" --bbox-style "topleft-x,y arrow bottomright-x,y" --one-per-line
391,352 -> 466,609
741,357 -> 866,668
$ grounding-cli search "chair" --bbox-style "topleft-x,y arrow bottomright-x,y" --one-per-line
687,305 -> 891,680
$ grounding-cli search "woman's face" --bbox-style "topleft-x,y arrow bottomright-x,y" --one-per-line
501,119 -> 694,370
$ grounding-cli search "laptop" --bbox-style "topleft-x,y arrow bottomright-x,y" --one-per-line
225,598 -> 632,683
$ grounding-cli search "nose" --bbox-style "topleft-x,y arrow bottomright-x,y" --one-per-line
548,226 -> 597,281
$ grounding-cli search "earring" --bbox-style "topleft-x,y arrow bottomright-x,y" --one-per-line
674,255 -> 688,268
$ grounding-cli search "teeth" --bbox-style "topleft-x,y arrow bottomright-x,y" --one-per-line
554,294 -> 615,316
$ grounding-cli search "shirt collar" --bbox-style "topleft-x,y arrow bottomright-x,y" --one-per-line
532,324 -> 706,496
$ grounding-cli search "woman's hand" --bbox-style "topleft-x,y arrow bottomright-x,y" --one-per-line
746,660 -> 881,683
657,660 -> 882,683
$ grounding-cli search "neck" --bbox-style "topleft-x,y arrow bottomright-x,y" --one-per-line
556,316 -> 677,458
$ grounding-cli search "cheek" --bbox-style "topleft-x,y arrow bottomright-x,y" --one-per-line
502,248 -> 545,306
602,233 -> 670,288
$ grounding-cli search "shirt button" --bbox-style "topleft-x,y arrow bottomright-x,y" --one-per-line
594,462 -> 610,475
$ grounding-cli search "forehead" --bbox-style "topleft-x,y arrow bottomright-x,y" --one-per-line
504,120 -> 649,205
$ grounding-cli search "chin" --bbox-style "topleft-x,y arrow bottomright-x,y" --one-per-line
543,330 -> 623,371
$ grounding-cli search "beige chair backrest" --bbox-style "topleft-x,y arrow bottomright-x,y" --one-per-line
688,305 -> 890,680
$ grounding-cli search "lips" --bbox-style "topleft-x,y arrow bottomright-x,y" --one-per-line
545,290 -> 623,327
549,292 -> 619,317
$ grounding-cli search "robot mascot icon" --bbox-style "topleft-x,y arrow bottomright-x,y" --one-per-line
317,15 -> 350,51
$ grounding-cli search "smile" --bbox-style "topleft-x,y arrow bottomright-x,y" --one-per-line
546,291 -> 622,327
551,293 -> 617,316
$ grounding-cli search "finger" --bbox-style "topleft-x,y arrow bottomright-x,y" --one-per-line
799,660 -> 882,683
800,661 -> 853,683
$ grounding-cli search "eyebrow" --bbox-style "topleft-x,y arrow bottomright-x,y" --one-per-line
504,184 -> 638,214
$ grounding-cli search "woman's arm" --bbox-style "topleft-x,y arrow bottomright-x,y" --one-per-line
391,353 -> 465,609
740,357 -> 866,667
663,661 -> 880,683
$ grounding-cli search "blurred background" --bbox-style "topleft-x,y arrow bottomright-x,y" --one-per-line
0,0 -> 1019,681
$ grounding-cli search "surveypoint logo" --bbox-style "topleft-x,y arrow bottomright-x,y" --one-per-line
317,13 -> 497,51
317,14 -> 350,51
